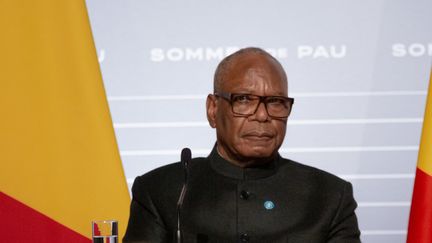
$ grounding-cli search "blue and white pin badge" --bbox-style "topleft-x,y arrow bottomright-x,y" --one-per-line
264,200 -> 275,210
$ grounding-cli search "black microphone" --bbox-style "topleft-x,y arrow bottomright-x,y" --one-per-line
176,148 -> 191,243
180,148 -> 191,182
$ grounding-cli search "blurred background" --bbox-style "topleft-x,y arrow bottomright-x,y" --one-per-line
86,0 -> 432,242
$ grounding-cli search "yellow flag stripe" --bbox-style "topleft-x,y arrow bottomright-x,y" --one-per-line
418,69 -> 432,176
0,0 -> 130,238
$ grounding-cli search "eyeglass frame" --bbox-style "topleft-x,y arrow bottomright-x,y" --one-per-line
213,91 -> 295,118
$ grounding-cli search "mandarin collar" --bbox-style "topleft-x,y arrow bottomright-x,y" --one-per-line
208,145 -> 279,180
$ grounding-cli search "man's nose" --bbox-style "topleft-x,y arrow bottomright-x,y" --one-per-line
251,102 -> 270,122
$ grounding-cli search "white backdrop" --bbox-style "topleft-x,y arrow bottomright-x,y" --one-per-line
86,0 -> 432,242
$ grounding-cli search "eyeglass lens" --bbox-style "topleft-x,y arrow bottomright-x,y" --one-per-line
231,94 -> 292,118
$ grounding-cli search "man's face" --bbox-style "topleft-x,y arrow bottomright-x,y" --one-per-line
206,54 -> 288,167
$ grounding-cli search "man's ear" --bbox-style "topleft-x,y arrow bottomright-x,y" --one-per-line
206,94 -> 217,128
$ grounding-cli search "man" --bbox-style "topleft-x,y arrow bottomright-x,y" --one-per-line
123,47 -> 361,242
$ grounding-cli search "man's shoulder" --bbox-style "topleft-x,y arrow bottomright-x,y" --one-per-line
278,157 -> 349,188
132,157 -> 209,189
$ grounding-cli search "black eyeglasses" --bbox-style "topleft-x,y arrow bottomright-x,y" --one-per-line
214,91 -> 294,118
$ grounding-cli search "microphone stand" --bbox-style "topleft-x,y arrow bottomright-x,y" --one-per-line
176,148 -> 191,243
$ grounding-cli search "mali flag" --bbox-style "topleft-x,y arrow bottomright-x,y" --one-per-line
0,1 -> 130,242
407,69 -> 432,243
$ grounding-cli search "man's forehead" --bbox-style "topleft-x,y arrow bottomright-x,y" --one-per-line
230,53 -> 273,68
227,53 -> 283,74
220,54 -> 287,90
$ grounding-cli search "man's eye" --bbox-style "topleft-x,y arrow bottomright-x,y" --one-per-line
233,95 -> 252,103
267,97 -> 285,104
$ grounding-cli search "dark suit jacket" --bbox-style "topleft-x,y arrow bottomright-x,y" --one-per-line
123,147 -> 361,243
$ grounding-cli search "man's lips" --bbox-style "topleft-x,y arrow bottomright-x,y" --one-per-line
242,132 -> 274,140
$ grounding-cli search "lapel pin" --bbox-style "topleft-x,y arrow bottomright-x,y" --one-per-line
264,200 -> 275,210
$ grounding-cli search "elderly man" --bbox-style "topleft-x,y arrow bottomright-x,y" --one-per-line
123,47 -> 361,242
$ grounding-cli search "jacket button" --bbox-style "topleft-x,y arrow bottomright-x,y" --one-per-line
240,233 -> 249,242
240,190 -> 250,200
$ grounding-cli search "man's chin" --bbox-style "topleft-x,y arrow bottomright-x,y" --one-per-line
239,147 -> 275,160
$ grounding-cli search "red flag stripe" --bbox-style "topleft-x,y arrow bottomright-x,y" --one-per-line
407,168 -> 432,243
0,191 -> 91,243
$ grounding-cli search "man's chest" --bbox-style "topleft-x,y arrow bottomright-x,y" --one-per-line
179,175 -> 336,242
